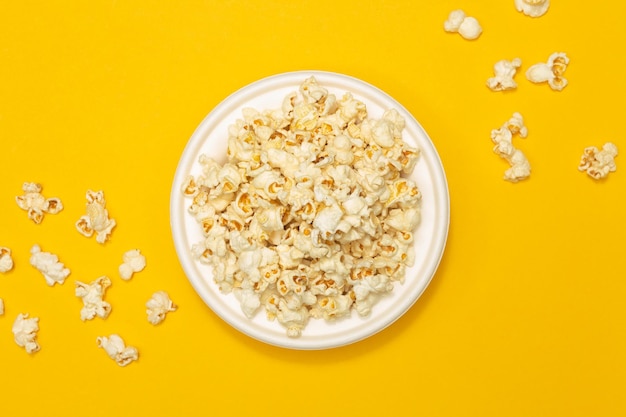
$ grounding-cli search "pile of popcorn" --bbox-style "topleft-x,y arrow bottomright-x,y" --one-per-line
1,184 -> 177,366
444,1 -> 618,182
183,76 -> 422,337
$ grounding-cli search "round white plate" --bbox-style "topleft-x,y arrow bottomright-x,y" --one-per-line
170,70 -> 449,350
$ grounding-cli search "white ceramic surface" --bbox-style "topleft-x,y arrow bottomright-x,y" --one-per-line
170,71 -> 450,350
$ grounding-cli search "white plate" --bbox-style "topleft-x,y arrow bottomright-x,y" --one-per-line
170,70 -> 449,350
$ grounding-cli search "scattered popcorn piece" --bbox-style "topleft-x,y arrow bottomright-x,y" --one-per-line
578,142 -> 618,180
0,298 -> 4,315
0,247 -> 14,273
443,9 -> 465,32
96,334 -> 139,367
487,58 -> 522,91
491,112 -> 531,182
75,276 -> 112,321
526,52 -> 570,91
515,0 -> 550,17
183,76 -> 422,337
15,182 -> 63,224
146,291 -> 177,325
29,244 -> 70,286
444,9 -> 482,40
76,190 -> 116,244
12,313 -> 40,354
118,249 -> 146,281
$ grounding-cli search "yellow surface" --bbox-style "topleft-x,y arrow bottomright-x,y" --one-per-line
1,1 -> 625,416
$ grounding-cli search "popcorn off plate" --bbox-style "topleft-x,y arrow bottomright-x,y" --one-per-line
170,71 -> 450,350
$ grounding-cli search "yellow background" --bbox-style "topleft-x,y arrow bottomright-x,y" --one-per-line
1,1 -> 625,416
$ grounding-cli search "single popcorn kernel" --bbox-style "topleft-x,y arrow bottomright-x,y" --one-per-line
515,0 -> 550,18
0,247 -> 14,273
578,143 -> 618,180
487,58 -> 522,92
183,77 -> 423,337
15,182 -> 63,224
13,313 -> 40,354
443,9 -> 482,40
96,334 -> 138,367
76,190 -> 116,244
526,52 -> 570,91
146,291 -> 177,325
75,276 -> 112,321
119,249 -> 146,281
30,244 -> 70,286
491,112 -> 531,182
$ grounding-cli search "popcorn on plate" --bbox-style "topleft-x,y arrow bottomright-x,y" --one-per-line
183,76 -> 422,337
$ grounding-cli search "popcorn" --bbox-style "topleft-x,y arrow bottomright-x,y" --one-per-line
578,142 -> 618,180
0,247 -> 14,273
30,244 -> 70,286
491,112 -> 531,182
515,0 -> 550,18
0,298 -> 4,316
15,182 -> 63,224
235,287 -> 263,318
76,190 -> 116,244
146,291 -> 177,325
526,52 -> 570,91
119,249 -> 146,280
487,58 -> 522,92
12,313 -> 40,354
184,77 -> 422,337
444,9 -> 482,40
75,276 -> 112,321
96,334 -> 139,367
